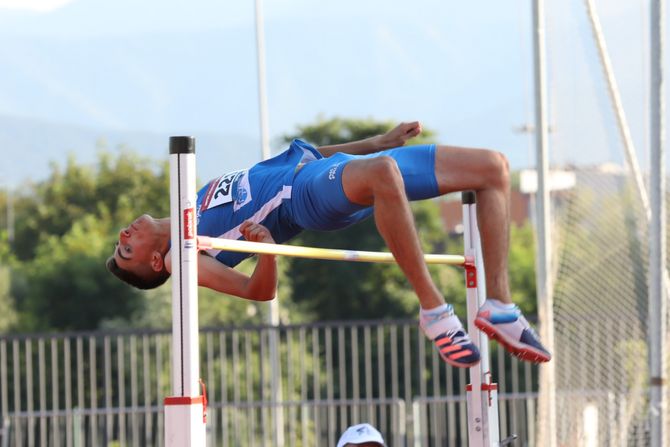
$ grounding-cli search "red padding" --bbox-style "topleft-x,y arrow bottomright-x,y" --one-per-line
465,383 -> 499,392
164,396 -> 205,406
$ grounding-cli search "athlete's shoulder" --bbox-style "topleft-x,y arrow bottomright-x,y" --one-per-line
252,139 -> 323,170
289,139 -> 322,160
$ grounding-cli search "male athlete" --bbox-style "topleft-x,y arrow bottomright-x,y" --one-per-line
107,122 -> 551,368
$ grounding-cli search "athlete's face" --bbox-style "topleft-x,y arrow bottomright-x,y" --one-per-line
113,214 -> 162,273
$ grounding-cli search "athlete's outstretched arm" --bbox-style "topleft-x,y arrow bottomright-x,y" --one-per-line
201,221 -> 278,300
167,221 -> 278,301
318,121 -> 422,157
197,252 -> 277,301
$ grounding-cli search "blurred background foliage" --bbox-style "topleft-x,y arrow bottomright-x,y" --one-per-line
0,117 -> 537,333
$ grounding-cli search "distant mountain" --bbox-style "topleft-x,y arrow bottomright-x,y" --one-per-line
0,5 -> 650,178
0,114 -> 262,187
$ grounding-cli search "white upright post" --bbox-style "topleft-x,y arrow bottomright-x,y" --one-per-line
165,136 -> 207,446
462,191 -> 500,447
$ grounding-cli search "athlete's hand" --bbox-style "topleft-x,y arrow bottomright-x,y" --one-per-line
240,221 -> 275,244
379,121 -> 422,149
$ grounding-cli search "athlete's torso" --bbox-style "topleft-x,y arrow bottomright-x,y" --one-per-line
196,139 -> 322,267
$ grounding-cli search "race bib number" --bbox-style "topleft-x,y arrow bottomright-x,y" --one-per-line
199,170 -> 251,213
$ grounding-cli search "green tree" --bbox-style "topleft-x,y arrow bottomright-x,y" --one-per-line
13,151 -> 170,262
508,223 -> 537,315
13,214 -> 142,331
0,230 -> 17,332
9,150 -> 169,331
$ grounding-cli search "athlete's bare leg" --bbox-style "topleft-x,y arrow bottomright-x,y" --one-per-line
433,145 -> 511,303
341,156 -> 445,310
340,146 -> 511,308
429,145 -> 550,361
340,146 -> 549,363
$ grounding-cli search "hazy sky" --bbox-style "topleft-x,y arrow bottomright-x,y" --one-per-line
0,0 -> 660,184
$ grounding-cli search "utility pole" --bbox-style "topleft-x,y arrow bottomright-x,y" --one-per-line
254,1 -> 284,444
649,0 -> 666,445
532,1 -> 557,446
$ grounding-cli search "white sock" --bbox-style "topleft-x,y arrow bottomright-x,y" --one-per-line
488,298 -> 515,310
420,303 -> 452,319
420,313 -> 464,340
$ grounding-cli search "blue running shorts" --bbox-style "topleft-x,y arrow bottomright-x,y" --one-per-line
289,144 -> 438,231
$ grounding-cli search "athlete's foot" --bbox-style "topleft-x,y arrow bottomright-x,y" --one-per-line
474,298 -> 551,363
420,304 -> 481,368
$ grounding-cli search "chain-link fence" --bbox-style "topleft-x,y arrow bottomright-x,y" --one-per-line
541,0 -> 664,445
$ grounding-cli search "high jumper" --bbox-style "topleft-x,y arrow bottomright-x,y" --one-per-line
106,121 -> 551,368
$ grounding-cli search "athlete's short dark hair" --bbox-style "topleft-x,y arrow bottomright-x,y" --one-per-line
106,256 -> 170,290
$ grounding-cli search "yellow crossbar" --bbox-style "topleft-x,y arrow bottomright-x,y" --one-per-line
198,236 -> 466,266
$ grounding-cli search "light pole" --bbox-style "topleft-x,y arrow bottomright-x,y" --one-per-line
254,1 -> 284,444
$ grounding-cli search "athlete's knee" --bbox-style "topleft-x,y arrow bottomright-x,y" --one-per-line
342,156 -> 404,204
482,149 -> 509,190
366,156 -> 404,190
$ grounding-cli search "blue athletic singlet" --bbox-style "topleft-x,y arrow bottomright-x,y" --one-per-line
196,139 -> 321,267
196,139 -> 439,267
